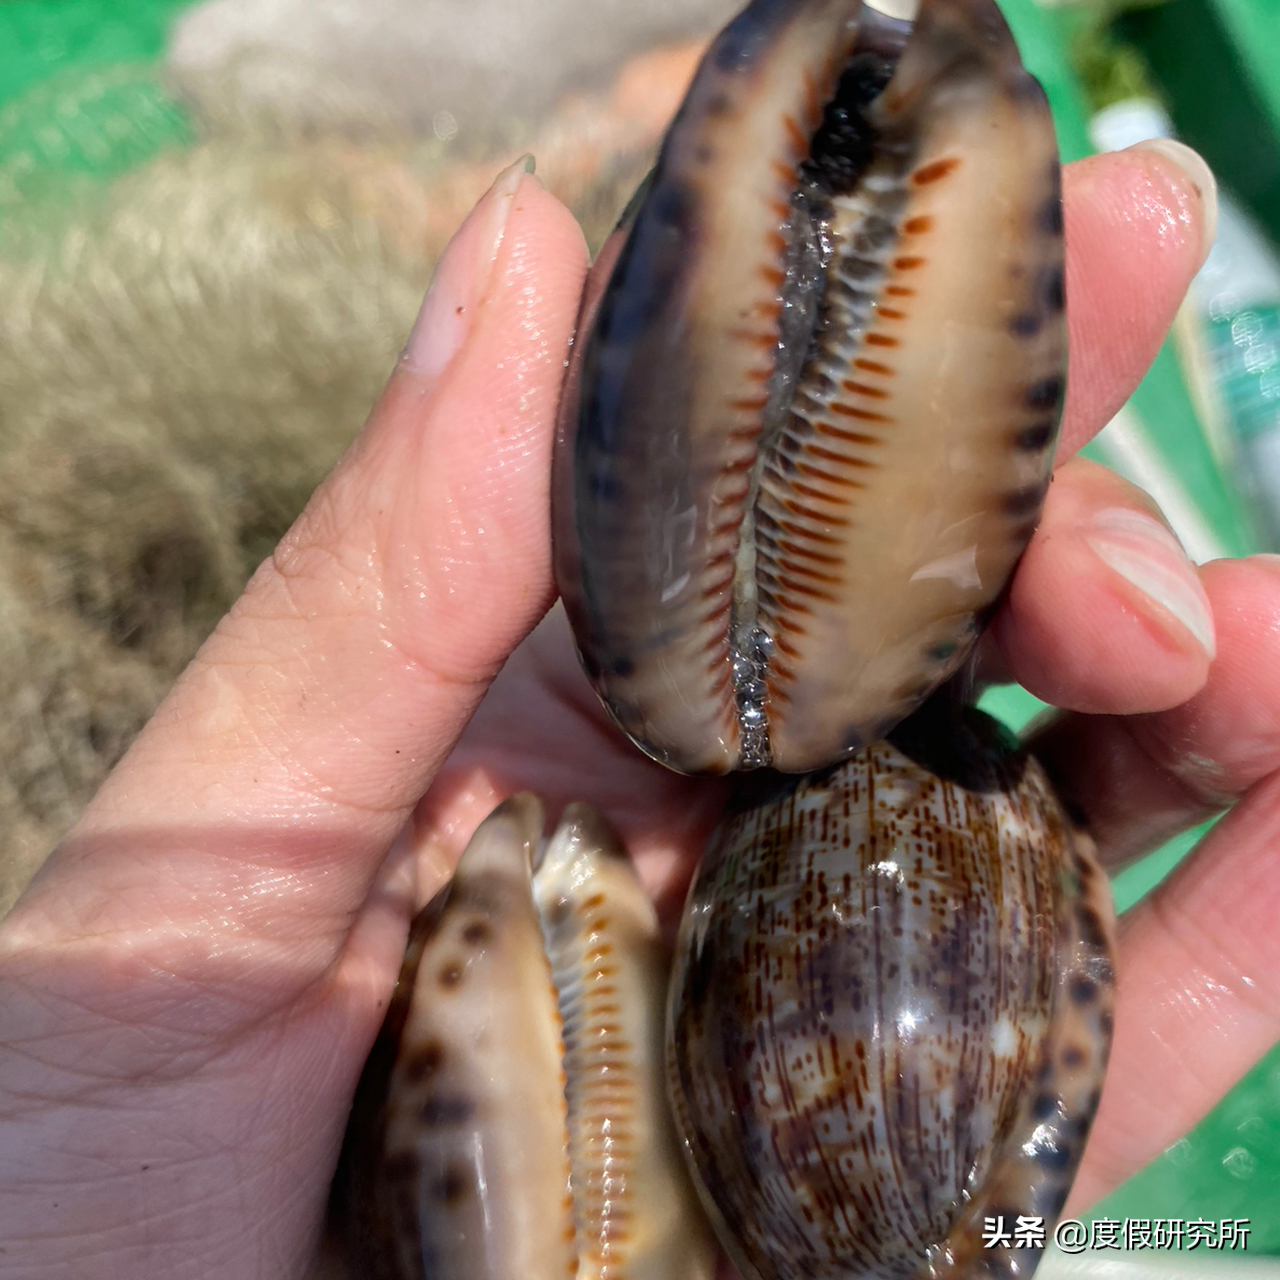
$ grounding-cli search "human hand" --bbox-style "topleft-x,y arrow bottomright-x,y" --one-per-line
0,140 -> 1274,1278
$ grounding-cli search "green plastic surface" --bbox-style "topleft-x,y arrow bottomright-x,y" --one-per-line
1119,0 -> 1280,247
1210,0 -> 1280,141
0,0 -> 192,227
0,0 -> 193,112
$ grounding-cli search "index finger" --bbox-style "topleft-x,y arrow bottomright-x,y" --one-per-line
9,162 -> 588,944
1056,141 -> 1215,459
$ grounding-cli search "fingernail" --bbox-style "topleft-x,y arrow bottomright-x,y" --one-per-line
1085,507 -> 1216,658
403,154 -> 536,378
1128,138 -> 1219,263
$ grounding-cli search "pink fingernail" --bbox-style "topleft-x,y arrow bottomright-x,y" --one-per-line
403,154 -> 536,379
1085,507 -> 1216,658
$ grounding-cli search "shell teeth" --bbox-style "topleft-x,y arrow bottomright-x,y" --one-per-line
554,0 -> 1066,776
338,799 -> 717,1280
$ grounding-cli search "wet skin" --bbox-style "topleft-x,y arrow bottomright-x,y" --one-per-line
1,144 -> 1278,1278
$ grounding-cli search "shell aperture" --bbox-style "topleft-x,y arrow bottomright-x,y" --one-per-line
554,0 -> 1067,775
335,795 -> 716,1280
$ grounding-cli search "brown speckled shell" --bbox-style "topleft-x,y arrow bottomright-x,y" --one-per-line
667,710 -> 1115,1280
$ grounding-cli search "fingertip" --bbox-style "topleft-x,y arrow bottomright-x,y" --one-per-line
1125,138 -> 1218,264
996,458 -> 1214,714
511,171 -> 592,268
1059,147 -> 1216,457
1124,553 -> 1280,799
400,168 -> 588,388
479,172 -> 591,337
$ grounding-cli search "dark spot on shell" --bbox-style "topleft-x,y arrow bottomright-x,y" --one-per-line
1037,1182 -> 1070,1217
651,182 -> 696,233
929,640 -> 959,662
610,655 -> 635,678
435,1164 -> 471,1204
1075,904 -> 1107,949
1004,481 -> 1048,518
438,960 -> 465,989
695,143 -> 714,165
1099,1010 -> 1115,1038
421,1094 -> 475,1125
1062,1044 -> 1087,1069
1010,312 -> 1042,338
1031,1092 -> 1059,1120
711,10 -> 772,73
1026,375 -> 1064,411
1009,517 -> 1040,545
1014,420 -> 1056,452
382,1150 -> 420,1182
461,920 -> 490,946
404,1040 -> 445,1083
1038,265 -> 1065,312
1034,1137 -> 1074,1170
1088,949 -> 1115,984
1070,976 -> 1098,1005
1038,195 -> 1064,237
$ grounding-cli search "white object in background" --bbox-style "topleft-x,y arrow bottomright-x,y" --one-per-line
1092,99 -> 1280,549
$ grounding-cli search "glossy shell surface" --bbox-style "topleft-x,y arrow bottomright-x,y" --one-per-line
555,0 -> 1068,775
667,710 -> 1116,1280
336,795 -> 715,1280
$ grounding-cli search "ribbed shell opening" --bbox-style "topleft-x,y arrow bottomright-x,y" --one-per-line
726,9 -> 916,769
